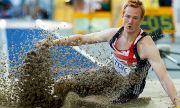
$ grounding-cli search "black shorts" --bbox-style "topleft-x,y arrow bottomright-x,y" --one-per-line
55,66 -> 147,104
112,78 -> 146,104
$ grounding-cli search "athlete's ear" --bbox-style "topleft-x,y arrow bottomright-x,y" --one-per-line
141,16 -> 144,23
142,16 -> 144,20
121,14 -> 124,19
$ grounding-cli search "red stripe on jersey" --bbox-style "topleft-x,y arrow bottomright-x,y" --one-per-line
113,31 -> 140,65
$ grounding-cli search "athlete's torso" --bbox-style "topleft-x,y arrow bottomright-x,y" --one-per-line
109,27 -> 152,98
110,27 -> 145,76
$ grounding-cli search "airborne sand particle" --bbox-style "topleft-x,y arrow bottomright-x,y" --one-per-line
0,34 -> 151,108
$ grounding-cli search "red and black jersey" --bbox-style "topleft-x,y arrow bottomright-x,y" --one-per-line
109,27 -> 151,99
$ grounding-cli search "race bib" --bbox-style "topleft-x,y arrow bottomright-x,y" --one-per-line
113,56 -> 131,76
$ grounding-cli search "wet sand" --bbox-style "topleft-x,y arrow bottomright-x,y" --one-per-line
61,80 -> 180,108
1,48 -> 179,108
1,38 -> 179,108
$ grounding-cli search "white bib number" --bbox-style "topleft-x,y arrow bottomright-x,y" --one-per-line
113,56 -> 130,76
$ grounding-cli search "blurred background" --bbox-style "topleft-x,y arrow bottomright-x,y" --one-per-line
0,0 -> 179,34
1,0 -> 180,79
0,1 -> 180,108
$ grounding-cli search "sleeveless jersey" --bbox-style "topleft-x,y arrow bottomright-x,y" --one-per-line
109,27 -> 151,96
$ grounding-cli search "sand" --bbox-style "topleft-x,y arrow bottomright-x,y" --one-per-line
61,80 -> 180,108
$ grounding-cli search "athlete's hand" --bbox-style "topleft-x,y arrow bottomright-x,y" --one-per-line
175,98 -> 180,108
176,106 -> 180,108
35,39 -> 54,49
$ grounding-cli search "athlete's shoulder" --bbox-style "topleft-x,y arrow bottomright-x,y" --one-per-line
139,36 -> 155,46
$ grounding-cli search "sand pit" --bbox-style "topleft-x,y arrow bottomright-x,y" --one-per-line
61,80 -> 180,108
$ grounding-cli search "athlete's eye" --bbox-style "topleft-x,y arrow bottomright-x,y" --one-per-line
133,17 -> 139,20
125,15 -> 130,18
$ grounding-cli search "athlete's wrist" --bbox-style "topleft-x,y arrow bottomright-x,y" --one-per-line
174,97 -> 180,107
52,39 -> 58,46
173,96 -> 180,107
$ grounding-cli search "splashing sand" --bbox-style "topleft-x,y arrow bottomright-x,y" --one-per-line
0,37 -> 151,108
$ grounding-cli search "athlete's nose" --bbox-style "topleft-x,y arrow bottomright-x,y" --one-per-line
128,17 -> 133,24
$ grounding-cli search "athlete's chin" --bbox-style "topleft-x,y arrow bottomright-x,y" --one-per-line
125,29 -> 135,33
124,27 -> 133,32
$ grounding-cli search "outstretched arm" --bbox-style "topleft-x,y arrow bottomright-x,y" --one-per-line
36,28 -> 118,48
138,36 -> 180,107
53,28 -> 118,46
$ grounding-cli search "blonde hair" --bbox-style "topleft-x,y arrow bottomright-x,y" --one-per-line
122,0 -> 145,18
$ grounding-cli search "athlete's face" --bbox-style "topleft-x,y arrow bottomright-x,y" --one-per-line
123,6 -> 143,33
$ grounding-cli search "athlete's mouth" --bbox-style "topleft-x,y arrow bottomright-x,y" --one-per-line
127,25 -> 132,29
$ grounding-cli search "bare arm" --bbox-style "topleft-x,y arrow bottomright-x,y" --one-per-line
138,36 -> 180,106
52,28 -> 118,46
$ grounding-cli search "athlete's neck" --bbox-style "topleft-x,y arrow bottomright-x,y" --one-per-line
123,28 -> 140,42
